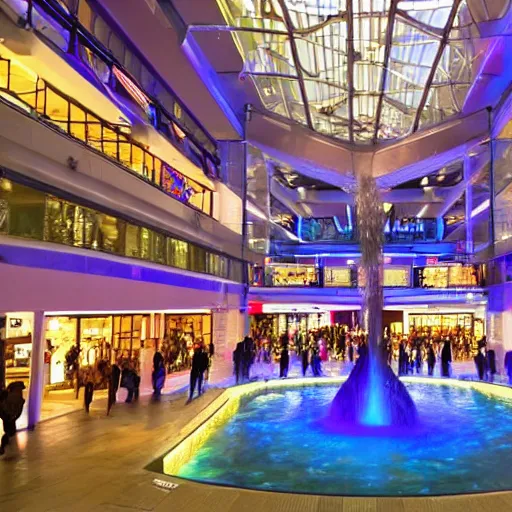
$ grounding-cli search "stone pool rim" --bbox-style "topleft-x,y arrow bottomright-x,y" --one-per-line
147,376 -> 512,499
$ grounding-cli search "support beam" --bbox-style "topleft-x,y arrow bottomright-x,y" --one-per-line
27,311 -> 46,430
347,0 -> 355,142
412,0 -> 462,132
374,0 -> 399,141
276,0 -> 313,129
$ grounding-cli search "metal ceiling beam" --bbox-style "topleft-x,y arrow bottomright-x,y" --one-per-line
347,0 -> 355,142
373,0 -> 399,141
412,0 -> 462,132
276,0 -> 314,129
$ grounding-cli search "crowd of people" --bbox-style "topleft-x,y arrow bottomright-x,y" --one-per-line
240,324 -> 489,381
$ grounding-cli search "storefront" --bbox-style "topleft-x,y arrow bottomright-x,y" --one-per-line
43,311 -> 212,390
1,312 -> 34,388
160,313 -> 211,373
262,264 -> 319,287
408,313 -> 484,340
250,311 -> 331,342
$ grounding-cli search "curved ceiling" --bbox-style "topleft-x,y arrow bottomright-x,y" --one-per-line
215,0 -> 510,143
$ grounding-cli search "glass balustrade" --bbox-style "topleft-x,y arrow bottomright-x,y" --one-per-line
0,56 -> 213,215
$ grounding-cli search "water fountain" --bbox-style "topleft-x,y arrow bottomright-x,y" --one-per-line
329,172 -> 418,427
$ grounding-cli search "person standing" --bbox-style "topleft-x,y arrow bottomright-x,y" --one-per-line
152,350 -> 166,398
187,344 -> 209,403
233,341 -> 243,384
242,336 -> 254,381
279,345 -> 289,378
505,351 -> 512,385
348,340 -> 354,363
427,343 -> 436,376
441,340 -> 452,377
486,349 -> 496,383
301,345 -> 309,377
474,348 -> 485,380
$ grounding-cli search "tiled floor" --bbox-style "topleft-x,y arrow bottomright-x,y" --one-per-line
1,357 -> 510,511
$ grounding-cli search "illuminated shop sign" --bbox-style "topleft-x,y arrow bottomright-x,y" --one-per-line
162,164 -> 195,204
414,264 -> 478,288
113,66 -> 153,119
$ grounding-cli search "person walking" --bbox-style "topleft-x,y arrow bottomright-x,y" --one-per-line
187,344 -> 209,403
120,361 -> 139,403
0,381 -> 25,455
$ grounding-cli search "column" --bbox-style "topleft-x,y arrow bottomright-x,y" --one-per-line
464,153 -> 473,254
28,310 -> 46,430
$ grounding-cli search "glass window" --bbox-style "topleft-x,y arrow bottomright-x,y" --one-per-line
189,245 -> 206,273
168,238 -> 188,269
69,104 -> 86,141
108,33 -> 125,63
140,227 -> 151,260
45,197 -> 76,245
86,113 -> 103,152
144,152 -> 154,183
2,182 -> 45,240
131,145 -> 144,176
102,126 -> 118,160
98,214 -> 120,253
230,261 -> 243,283
0,59 -> 9,89
77,0 -> 93,30
8,60 -> 38,104
45,88 -> 69,132
118,136 -> 132,168
153,232 -> 166,265
92,15 -> 110,47
125,224 -> 140,258
207,253 -> 219,276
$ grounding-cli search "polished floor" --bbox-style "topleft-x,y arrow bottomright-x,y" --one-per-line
1,358 -> 511,511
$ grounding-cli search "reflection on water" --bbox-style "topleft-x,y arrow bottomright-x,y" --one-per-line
177,383 -> 512,496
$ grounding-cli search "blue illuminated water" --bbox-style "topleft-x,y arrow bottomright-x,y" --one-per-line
176,383 -> 512,496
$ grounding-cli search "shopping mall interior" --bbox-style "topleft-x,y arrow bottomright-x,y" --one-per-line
0,1 -> 511,510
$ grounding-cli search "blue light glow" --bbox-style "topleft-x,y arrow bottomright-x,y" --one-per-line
175,383 -> 512,496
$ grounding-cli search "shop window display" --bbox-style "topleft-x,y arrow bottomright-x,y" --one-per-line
44,315 -> 147,391
45,317 -> 78,387
160,314 -> 211,374
264,264 -> 319,287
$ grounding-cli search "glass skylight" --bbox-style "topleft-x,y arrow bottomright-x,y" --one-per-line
216,0 -> 500,142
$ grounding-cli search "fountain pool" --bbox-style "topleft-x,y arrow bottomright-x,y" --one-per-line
160,379 -> 512,496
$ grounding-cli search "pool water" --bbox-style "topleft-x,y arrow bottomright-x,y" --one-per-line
175,383 -> 512,496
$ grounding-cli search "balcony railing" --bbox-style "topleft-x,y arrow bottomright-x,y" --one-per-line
0,56 -> 213,215
1,0 -> 219,173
